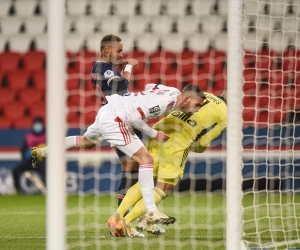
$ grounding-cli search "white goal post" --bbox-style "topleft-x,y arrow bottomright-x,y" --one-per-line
226,0 -> 244,249
45,0 -> 300,249
47,0 -> 66,249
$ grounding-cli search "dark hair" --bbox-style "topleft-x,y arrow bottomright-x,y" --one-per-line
33,116 -> 44,124
182,84 -> 206,99
100,34 -> 122,51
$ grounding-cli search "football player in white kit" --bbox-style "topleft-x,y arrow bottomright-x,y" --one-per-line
31,84 -> 206,236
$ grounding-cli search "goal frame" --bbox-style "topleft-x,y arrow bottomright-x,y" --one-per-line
46,0 -> 245,249
226,0 -> 244,249
47,0 -> 66,249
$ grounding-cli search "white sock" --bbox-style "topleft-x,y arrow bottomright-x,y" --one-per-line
138,164 -> 157,211
65,136 -> 80,149
45,136 -> 80,155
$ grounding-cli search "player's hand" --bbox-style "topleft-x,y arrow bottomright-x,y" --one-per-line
125,58 -> 138,69
155,131 -> 169,143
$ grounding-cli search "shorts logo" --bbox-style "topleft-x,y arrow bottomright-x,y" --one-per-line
149,105 -> 161,114
104,70 -> 114,78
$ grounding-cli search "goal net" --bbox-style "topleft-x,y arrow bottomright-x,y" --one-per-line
242,0 -> 300,249
57,0 -> 300,249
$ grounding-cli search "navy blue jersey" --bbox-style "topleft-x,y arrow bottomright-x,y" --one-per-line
90,60 -> 129,106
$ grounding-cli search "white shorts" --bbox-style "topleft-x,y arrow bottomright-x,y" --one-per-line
85,104 -> 144,158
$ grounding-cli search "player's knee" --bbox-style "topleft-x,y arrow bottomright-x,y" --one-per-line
120,160 -> 139,171
143,153 -> 154,165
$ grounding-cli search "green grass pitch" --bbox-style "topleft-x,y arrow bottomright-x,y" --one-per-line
0,193 -> 300,250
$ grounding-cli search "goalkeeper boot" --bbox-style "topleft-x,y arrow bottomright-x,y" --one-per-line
129,224 -> 145,238
145,208 -> 177,226
136,216 -> 165,236
114,219 -> 132,237
107,213 -> 121,237
31,147 -> 46,168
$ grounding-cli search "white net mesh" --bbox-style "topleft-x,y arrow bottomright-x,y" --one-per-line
62,0 -> 300,249
242,0 -> 300,249
64,1 -> 228,249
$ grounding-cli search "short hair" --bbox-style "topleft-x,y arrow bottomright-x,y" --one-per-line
182,84 -> 206,99
100,34 -> 122,51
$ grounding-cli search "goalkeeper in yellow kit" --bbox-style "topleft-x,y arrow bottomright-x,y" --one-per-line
108,89 -> 227,237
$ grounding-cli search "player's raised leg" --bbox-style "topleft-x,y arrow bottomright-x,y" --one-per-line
31,135 -> 96,167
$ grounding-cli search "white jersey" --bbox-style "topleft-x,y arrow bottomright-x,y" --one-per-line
85,85 -> 180,156
106,85 -> 180,138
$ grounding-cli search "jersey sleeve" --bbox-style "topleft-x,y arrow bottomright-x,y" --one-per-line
127,108 -> 158,138
139,88 -> 179,120
190,123 -> 227,153
94,63 -> 129,95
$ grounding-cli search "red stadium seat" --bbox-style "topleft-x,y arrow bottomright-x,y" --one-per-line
0,89 -> 16,106
29,102 -> 46,120
0,72 -> 4,86
256,94 -> 269,109
84,79 -> 95,91
192,73 -> 213,92
3,101 -> 27,122
199,49 -> 227,76
149,50 -> 176,74
66,76 -> 81,90
243,95 -> 256,108
0,52 -> 21,73
177,50 -> 198,77
282,48 -> 300,72
67,50 -> 97,74
67,109 -> 80,127
255,49 -> 277,73
83,110 -> 97,126
131,75 -> 148,92
32,70 -> 46,91
243,80 -> 257,95
67,91 -> 81,108
0,117 -> 12,129
256,109 -> 269,126
213,75 -> 227,94
19,89 -> 44,106
67,90 -> 98,109
243,68 -> 257,82
243,51 -> 256,68
6,69 -> 31,90
124,49 -> 147,75
84,92 -> 98,108
22,50 -> 46,71
144,71 -> 160,86
243,108 -> 256,124
13,116 -> 33,128
282,85 -> 299,110
161,67 -> 183,89
269,70 -> 288,86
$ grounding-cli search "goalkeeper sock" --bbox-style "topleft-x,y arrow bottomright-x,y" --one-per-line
138,164 -> 156,211
124,187 -> 166,224
116,182 -> 142,217
117,170 -> 139,207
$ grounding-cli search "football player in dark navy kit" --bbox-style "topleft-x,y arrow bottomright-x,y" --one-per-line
90,34 -> 140,208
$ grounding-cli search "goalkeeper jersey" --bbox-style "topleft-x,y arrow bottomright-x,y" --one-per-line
152,92 -> 227,149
